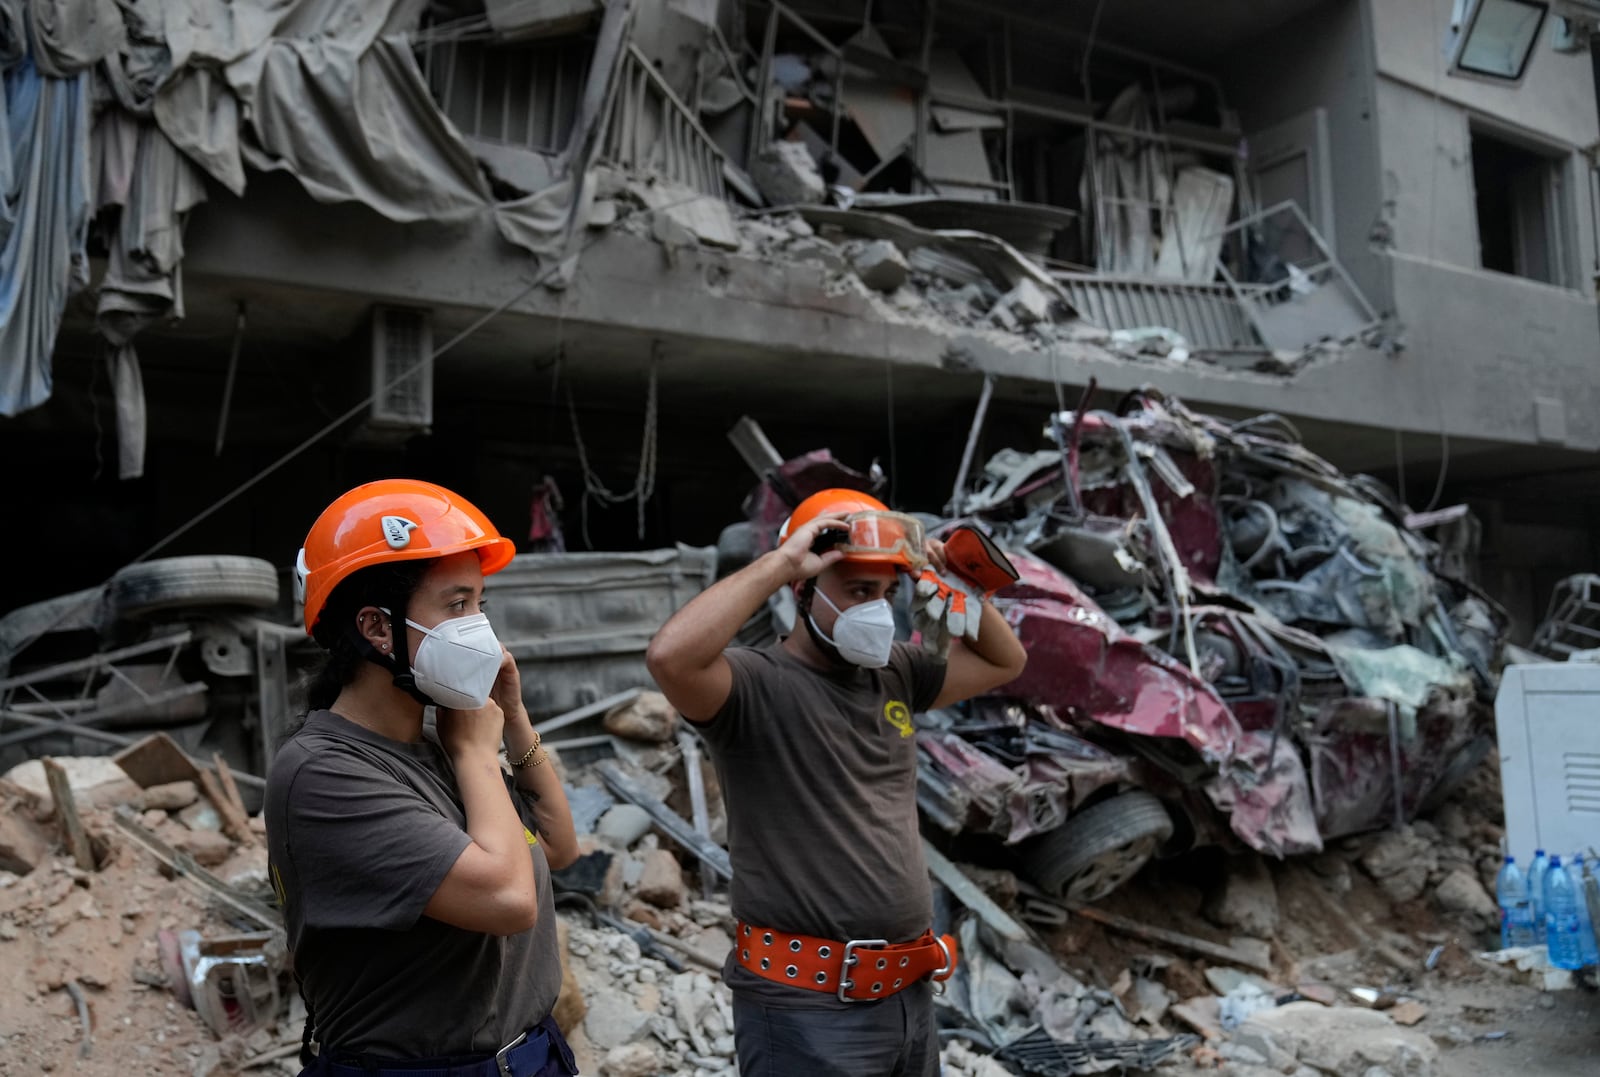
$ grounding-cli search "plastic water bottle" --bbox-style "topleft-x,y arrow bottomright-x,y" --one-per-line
1531,848 -> 1552,926
1567,856 -> 1600,967
1496,856 -> 1538,948
1583,861 -> 1600,960
1544,855 -> 1585,970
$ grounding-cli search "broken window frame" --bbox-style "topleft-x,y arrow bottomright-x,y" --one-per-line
1467,119 -> 1578,289
1209,200 -> 1380,353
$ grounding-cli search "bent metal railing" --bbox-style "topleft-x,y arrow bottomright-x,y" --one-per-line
1052,272 -> 1264,353
597,44 -> 727,200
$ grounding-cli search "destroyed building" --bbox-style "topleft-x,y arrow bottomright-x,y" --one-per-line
0,0 -> 1596,644
4,8 -> 1600,1071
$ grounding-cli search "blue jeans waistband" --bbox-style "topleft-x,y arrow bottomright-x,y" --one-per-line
306,1016 -> 574,1077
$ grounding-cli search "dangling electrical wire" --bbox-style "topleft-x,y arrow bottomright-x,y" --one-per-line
566,345 -> 660,547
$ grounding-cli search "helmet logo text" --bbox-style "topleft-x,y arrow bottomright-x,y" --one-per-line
381,516 -> 419,549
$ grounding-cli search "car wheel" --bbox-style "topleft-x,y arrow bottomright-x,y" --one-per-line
1019,790 -> 1174,903
109,556 -> 280,619
715,522 -> 761,579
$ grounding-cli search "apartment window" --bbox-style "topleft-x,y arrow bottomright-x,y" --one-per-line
1469,126 -> 1568,286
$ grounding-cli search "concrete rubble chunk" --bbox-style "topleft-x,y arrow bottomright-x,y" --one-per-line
636,848 -> 687,909
997,278 -> 1053,325
1358,828 -> 1435,905
178,801 -> 224,833
1129,976 -> 1173,1024
600,1042 -> 660,1077
632,181 -> 740,251
751,140 -> 825,206
596,805 -> 653,849
4,757 -> 142,813
623,900 -> 663,931
1228,1023 -> 1301,1073
0,811 -> 50,876
137,780 -> 199,812
850,240 -> 909,293
1204,856 -> 1280,937
1241,1001 -> 1439,1077
785,236 -> 847,275
1219,1042 -> 1269,1066
168,827 -> 233,868
583,988 -> 655,1051
680,924 -> 733,968
1432,868 -> 1497,931
1229,936 -> 1274,973
603,692 -> 680,744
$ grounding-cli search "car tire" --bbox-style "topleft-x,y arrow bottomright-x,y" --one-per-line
715,522 -> 761,579
109,556 -> 280,619
1019,790 -> 1174,903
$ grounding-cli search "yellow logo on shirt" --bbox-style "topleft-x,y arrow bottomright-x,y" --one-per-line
524,826 -> 539,847
883,700 -> 913,738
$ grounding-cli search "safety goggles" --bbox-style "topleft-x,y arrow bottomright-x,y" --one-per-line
817,511 -> 928,570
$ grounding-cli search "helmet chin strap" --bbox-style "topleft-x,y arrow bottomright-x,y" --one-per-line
799,579 -> 849,667
373,603 -> 435,707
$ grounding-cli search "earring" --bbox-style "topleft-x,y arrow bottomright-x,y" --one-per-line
382,644 -> 390,652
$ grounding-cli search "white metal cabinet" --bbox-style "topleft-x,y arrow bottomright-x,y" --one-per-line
1496,662 -> 1600,860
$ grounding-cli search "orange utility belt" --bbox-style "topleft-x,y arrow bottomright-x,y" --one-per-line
735,922 -> 958,1002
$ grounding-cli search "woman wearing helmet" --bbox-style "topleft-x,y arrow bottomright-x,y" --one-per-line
265,479 -> 579,1077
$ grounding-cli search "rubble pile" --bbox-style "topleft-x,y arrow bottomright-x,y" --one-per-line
601,170 -> 1134,366
0,759 -> 286,1077
0,688 -> 1588,1077
913,390 -> 1509,888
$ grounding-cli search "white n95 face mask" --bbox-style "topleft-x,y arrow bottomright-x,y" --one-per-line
404,614 -> 504,710
810,587 -> 896,669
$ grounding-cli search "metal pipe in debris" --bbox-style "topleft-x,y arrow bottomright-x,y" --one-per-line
947,374 -> 995,515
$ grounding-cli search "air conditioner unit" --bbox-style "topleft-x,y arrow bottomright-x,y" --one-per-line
369,306 -> 434,432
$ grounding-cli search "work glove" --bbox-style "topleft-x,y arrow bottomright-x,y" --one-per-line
912,526 -> 1020,658
914,568 -> 985,658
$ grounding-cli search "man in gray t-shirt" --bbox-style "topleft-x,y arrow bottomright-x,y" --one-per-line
647,490 -> 1027,1077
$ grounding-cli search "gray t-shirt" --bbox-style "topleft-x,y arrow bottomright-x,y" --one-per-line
264,710 -> 559,1058
694,641 -> 945,1008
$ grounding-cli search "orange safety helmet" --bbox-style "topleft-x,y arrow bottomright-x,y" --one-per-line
296,479 -> 516,635
779,488 -> 926,571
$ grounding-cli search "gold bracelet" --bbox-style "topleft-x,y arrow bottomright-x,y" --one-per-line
510,732 -> 542,769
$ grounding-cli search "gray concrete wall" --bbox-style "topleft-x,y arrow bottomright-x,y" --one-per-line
1370,0 -> 1599,148
1371,63 -> 1598,283
1388,251 -> 1600,447
1221,0 -> 1390,308
177,174 -> 1600,454
1360,0 -> 1600,456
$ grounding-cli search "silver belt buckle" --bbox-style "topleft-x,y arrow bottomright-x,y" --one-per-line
931,934 -> 953,996
837,937 -> 888,1003
494,1030 -> 529,1077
